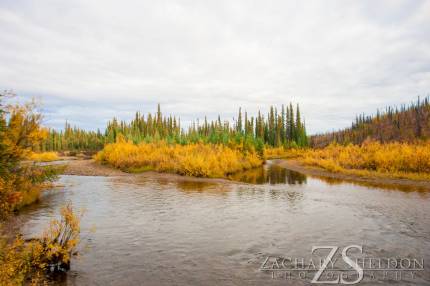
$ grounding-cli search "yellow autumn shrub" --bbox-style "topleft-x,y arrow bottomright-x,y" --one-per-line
95,138 -> 263,178
0,203 -> 81,285
297,141 -> 430,180
1,98 -> 61,218
264,146 -> 288,159
28,152 -> 59,162
264,146 -> 305,159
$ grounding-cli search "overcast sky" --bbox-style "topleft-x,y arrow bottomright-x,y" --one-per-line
1,0 -> 429,134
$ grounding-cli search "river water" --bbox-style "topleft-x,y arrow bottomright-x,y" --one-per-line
19,161 -> 430,285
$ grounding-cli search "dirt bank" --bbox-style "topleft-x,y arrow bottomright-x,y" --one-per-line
277,159 -> 430,191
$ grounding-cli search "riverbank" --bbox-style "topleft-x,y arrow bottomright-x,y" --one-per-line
277,159 -> 430,191
63,159 -> 241,185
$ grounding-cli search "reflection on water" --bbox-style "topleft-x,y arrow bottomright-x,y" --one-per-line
313,173 -> 429,193
17,161 -> 430,285
37,160 -> 71,166
229,161 -> 307,185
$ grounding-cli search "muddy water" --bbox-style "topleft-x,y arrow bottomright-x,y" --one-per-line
19,161 -> 430,285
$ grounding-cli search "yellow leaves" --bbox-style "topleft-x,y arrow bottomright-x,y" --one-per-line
1,99 -> 55,218
0,236 -> 28,286
298,141 -> 430,180
0,203 -> 81,285
264,146 -> 305,159
27,151 -> 59,162
95,140 -> 263,178
4,102 -> 45,154
1,99 -> 78,284
264,146 -> 287,159
0,178 -> 23,220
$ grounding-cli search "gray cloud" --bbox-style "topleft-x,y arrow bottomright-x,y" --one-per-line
1,0 -> 429,134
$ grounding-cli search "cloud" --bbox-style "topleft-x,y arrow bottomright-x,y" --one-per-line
0,0 -> 429,134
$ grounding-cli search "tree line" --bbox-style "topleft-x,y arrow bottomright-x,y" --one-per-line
310,96 -> 430,147
40,103 -> 308,152
40,123 -> 105,152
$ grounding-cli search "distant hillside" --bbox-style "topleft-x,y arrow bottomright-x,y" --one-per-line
310,97 -> 430,148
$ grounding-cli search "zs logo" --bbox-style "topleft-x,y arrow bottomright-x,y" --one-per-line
311,245 -> 363,284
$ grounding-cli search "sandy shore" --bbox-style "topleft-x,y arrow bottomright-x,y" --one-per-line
63,159 -> 127,176
63,159 -> 239,185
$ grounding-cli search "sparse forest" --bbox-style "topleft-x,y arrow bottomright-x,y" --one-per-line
280,96 -> 430,181
310,97 -> 430,147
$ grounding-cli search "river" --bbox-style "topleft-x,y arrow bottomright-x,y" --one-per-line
18,160 -> 430,285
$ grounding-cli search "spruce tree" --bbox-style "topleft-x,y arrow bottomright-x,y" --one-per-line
237,108 -> 242,133
288,103 -> 295,143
